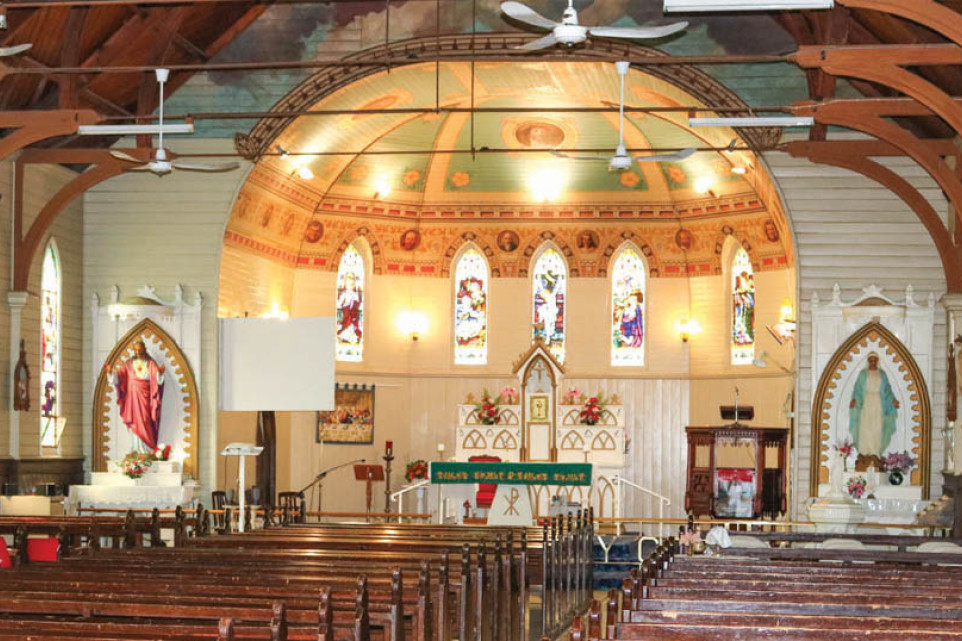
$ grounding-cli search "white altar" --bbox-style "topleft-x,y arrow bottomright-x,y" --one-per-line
66,462 -> 196,514
453,341 -> 627,519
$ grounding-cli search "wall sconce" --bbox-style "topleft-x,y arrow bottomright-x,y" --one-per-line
295,166 -> 314,180
374,178 -> 392,200
677,317 -> 701,342
261,302 -> 290,320
767,298 -> 796,345
397,311 -> 428,341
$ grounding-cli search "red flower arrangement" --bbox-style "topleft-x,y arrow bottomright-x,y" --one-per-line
834,438 -> 854,459
152,443 -> 172,461
846,476 -> 867,499
475,389 -> 502,425
120,451 -> 153,479
579,394 -> 606,426
405,459 -> 428,482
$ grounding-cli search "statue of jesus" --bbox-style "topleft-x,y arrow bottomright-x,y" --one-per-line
109,340 -> 165,452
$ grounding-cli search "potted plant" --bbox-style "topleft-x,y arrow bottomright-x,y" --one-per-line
846,475 -> 867,499
475,389 -> 502,425
405,459 -> 429,483
882,451 -> 915,486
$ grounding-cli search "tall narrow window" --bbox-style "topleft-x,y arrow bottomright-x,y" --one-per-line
40,242 -> 61,447
454,247 -> 488,365
532,247 -> 567,363
731,245 -> 755,365
611,246 -> 646,366
335,244 -> 365,362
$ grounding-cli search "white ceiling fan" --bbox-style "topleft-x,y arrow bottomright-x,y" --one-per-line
0,42 -> 31,57
552,61 -> 696,173
111,68 -> 238,176
501,0 -> 688,50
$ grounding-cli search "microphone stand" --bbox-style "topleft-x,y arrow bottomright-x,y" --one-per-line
299,459 -> 365,516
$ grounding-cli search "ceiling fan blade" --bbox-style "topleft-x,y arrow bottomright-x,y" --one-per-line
125,165 -> 153,172
110,150 -> 143,163
635,148 -> 697,163
172,160 -> 239,172
514,32 -> 560,50
500,2 -> 559,30
551,150 -> 608,162
589,22 -> 688,40
0,43 -> 33,57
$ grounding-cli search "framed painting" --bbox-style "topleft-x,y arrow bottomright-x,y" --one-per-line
529,395 -> 549,422
317,384 -> 375,444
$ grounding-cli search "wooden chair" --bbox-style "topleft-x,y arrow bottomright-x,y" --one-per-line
277,491 -> 304,524
211,491 -> 229,534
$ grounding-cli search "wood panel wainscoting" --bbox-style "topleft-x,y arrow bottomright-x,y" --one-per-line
0,457 -> 84,495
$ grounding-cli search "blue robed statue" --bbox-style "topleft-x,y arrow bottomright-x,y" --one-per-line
848,352 -> 899,456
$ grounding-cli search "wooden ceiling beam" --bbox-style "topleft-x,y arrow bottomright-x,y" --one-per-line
838,0 -> 962,48
0,109 -> 102,162
58,6 -> 89,108
794,45 -> 962,137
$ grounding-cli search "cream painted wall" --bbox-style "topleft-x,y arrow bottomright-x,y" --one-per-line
0,160 -> 84,462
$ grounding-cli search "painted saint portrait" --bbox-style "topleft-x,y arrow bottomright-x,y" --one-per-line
303,220 -> 324,243
764,219 -> 780,243
576,230 -> 599,250
675,228 -> 694,251
497,230 -> 520,253
400,229 -> 421,251
514,121 -> 566,149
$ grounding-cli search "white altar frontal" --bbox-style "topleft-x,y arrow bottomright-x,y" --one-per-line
454,341 -> 626,519
66,462 -> 197,514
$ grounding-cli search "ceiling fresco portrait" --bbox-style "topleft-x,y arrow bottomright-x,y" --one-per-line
223,60 -> 792,278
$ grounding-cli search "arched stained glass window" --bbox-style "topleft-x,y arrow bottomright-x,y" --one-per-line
611,247 -> 646,366
731,245 -> 755,365
335,244 -> 365,362
454,247 -> 488,365
40,241 -> 62,447
532,247 -> 567,363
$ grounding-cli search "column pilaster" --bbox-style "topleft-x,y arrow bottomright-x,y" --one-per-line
7,291 -> 29,459
940,293 -> 962,474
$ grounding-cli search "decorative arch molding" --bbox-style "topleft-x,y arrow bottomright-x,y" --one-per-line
520,233 -> 578,277
234,34 -> 779,162
440,233 -> 500,277
713,225 -> 756,274
92,318 -> 200,479
809,321 -> 931,498
598,233 -> 657,277
331,226 -> 384,275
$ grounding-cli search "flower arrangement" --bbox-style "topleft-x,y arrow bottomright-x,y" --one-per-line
475,389 -> 503,425
563,388 -> 581,404
120,451 -> 153,479
883,450 -> 915,473
405,459 -> 429,482
680,530 -> 702,547
834,438 -> 854,460
152,443 -> 172,461
500,386 -> 519,404
579,394 -> 606,426
847,475 -> 867,499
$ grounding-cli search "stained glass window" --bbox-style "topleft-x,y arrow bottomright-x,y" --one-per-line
335,244 -> 365,362
611,247 -> 646,366
454,248 -> 488,365
731,246 -> 755,365
40,242 -> 61,447
532,247 -> 567,362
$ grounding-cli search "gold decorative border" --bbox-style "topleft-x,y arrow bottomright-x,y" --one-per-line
809,321 -> 931,499
92,319 -> 200,479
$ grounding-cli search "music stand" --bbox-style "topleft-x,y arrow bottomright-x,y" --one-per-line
353,464 -> 385,517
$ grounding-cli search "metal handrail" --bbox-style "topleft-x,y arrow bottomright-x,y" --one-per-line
612,475 -> 671,537
390,479 -> 431,523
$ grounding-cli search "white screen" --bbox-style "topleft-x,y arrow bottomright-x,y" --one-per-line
219,317 -> 335,411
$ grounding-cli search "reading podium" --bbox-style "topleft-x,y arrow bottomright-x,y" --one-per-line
354,463 -> 384,517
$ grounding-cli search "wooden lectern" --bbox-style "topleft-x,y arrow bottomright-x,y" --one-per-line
354,464 -> 384,516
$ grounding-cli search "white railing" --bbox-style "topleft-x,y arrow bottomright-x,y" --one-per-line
390,480 -> 431,523
612,475 -> 671,538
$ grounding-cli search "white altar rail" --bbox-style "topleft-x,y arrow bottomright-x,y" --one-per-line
612,475 -> 671,538
391,479 -> 431,522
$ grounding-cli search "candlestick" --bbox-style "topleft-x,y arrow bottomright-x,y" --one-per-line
383,444 -> 395,514
385,440 -> 393,456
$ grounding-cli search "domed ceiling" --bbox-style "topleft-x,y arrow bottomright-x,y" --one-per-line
225,60 -> 791,278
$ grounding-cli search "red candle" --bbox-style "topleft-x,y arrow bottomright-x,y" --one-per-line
386,440 -> 393,456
